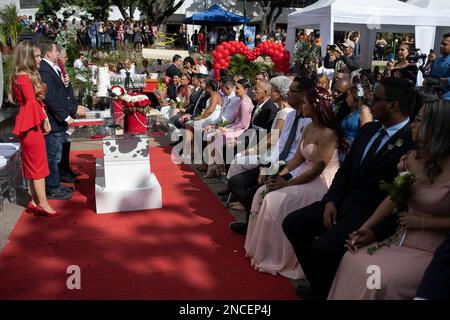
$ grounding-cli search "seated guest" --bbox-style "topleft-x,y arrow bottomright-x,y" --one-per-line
187,79 -> 222,130
176,74 -> 210,128
178,73 -> 192,108
341,82 -> 372,146
203,79 -> 253,178
283,77 -> 416,300
166,71 -> 182,101
228,77 -> 315,234
250,79 -> 278,131
168,73 -> 204,128
206,77 -> 240,128
245,87 -> 343,279
226,76 -> 293,180
196,78 -> 241,172
328,98 -> 450,300
185,79 -> 223,154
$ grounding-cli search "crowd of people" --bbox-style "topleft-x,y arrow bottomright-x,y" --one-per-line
17,15 -> 273,54
7,24 -> 450,300
155,32 -> 450,300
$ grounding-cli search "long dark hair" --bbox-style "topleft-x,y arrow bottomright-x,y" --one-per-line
415,99 -> 450,183
306,87 -> 347,151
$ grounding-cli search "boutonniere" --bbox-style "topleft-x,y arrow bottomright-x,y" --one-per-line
384,138 -> 404,155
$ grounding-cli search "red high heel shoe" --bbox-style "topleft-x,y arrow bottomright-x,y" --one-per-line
34,206 -> 62,218
25,201 -> 37,214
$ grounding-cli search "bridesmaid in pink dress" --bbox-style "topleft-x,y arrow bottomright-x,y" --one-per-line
245,87 -> 346,279
204,79 -> 253,177
328,99 -> 450,300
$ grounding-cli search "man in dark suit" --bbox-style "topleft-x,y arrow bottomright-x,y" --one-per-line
39,40 -> 78,200
283,77 -> 416,300
250,79 -> 278,131
165,54 -> 183,78
415,232 -> 450,300
171,74 -> 210,129
56,46 -> 87,183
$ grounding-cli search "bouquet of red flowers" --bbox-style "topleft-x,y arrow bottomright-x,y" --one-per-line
121,92 -> 152,115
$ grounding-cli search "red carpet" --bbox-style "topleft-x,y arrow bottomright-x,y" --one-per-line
0,146 -> 297,299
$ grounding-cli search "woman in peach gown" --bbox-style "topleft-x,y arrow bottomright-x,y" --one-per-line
328,99 -> 450,300
245,87 -> 345,279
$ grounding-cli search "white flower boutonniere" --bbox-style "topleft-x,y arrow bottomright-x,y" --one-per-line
385,138 -> 405,154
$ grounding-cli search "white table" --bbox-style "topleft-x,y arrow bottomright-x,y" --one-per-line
68,122 -> 162,214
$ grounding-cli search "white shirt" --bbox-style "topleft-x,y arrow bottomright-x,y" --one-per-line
44,58 -> 73,123
43,58 -> 61,76
265,111 -> 312,176
198,64 -> 208,75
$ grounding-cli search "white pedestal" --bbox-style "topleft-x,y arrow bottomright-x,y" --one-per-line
94,137 -> 162,214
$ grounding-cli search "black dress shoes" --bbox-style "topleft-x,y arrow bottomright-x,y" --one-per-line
46,187 -> 72,200
61,174 -> 80,183
295,280 -> 322,300
229,221 -> 248,235
217,189 -> 230,196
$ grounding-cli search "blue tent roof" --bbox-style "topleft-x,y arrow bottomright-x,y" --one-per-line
183,4 -> 249,26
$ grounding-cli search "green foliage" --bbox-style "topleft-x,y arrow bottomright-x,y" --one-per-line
228,54 -> 273,83
2,54 -> 13,103
0,4 -> 24,46
37,0 -> 63,19
293,40 -> 320,63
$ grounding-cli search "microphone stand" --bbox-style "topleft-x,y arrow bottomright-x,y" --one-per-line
124,71 -> 136,93
106,88 -> 120,129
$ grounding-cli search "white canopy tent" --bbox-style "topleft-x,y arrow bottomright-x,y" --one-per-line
406,0 -> 450,53
286,0 -> 450,68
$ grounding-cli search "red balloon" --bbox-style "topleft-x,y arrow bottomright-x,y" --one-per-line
219,59 -> 226,66
222,49 -> 229,57
216,52 -> 223,60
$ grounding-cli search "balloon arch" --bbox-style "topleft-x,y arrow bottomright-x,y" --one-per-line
210,41 -> 290,79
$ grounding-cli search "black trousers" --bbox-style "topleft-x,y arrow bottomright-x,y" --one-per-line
228,166 -> 261,222
282,201 -> 369,299
416,232 -> 450,300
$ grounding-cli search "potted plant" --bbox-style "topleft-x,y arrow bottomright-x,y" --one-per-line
0,4 -> 23,54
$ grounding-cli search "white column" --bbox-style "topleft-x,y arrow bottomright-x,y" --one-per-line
415,25 -> 436,86
286,26 -> 297,62
320,19 -> 334,58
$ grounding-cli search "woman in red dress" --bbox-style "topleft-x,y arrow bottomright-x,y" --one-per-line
10,41 -> 61,217
198,28 -> 206,54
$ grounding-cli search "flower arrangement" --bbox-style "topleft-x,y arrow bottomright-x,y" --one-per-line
110,85 -> 126,99
367,171 -> 416,255
121,93 -> 153,115
171,96 -> 185,108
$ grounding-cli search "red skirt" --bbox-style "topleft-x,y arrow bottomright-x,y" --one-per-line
19,126 -> 49,179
